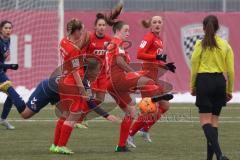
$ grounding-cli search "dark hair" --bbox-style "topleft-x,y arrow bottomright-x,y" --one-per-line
202,15 -> 219,50
85,57 -> 100,70
66,19 -> 83,35
107,20 -> 126,33
0,20 -> 12,29
141,19 -> 151,28
105,2 -> 124,33
84,57 -> 101,76
94,13 -> 106,26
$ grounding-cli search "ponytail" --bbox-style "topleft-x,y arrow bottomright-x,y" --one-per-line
105,2 -> 124,33
66,18 -> 83,35
141,19 -> 151,28
202,15 -> 219,50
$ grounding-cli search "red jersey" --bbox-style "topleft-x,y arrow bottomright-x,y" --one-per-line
137,32 -> 163,62
137,32 -> 164,81
59,37 -> 83,84
84,33 -> 111,76
106,37 -> 131,83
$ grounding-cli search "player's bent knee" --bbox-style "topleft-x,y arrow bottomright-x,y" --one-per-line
20,107 -> 35,119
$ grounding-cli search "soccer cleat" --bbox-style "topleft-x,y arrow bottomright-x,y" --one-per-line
115,145 -> 131,152
127,136 -> 136,148
139,129 -> 152,142
75,121 -> 88,129
219,155 -> 229,160
0,119 -> 15,130
55,146 -> 74,155
49,144 -> 57,153
151,94 -> 174,102
0,81 -> 12,93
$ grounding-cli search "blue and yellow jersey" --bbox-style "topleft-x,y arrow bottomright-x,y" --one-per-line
0,36 -> 10,72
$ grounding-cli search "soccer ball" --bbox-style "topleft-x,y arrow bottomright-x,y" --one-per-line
138,97 -> 157,113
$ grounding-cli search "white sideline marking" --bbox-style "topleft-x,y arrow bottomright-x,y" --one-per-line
9,106 -> 240,111
6,119 -> 240,123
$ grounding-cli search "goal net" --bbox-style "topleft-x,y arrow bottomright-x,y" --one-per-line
0,0 -> 62,90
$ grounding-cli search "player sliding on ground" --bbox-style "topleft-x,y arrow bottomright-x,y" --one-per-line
104,4 -> 173,152
128,15 -> 176,147
0,55 -> 119,152
0,57 -> 115,118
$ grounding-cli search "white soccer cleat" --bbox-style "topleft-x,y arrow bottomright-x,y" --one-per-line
127,136 -> 136,148
139,130 -> 152,143
74,121 -> 89,129
0,119 -> 15,130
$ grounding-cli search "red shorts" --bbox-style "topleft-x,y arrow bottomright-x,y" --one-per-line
91,74 -> 108,93
142,63 -> 159,82
107,76 -> 139,109
59,94 -> 89,113
58,77 -> 89,113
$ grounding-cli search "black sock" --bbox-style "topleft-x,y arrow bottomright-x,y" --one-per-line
202,124 -> 222,159
1,96 -> 13,119
207,127 -> 218,160
7,87 -> 26,113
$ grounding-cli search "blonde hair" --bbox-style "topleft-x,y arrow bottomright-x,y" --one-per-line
141,16 -> 163,28
66,18 -> 83,35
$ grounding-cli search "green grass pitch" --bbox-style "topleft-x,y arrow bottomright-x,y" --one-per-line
0,103 -> 239,160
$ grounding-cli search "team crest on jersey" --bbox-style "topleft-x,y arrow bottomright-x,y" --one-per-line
181,24 -> 229,68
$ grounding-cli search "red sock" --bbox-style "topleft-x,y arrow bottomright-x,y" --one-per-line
129,114 -> 145,136
142,115 -> 161,132
118,116 -> 133,147
142,106 -> 167,132
57,124 -> 73,147
53,117 -> 65,145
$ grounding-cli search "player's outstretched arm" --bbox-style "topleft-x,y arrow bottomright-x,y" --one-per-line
87,99 -> 119,122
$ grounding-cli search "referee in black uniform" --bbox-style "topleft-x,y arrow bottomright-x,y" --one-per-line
190,15 -> 234,160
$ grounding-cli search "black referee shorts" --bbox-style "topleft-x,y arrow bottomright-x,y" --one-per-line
195,73 -> 226,116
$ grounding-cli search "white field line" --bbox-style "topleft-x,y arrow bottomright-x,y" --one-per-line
6,119 -> 240,123
9,106 -> 240,111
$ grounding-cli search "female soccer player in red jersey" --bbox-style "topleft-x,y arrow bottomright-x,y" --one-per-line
128,16 -> 176,146
86,13 -> 111,102
75,13 -> 112,128
51,19 -> 87,154
104,6 -> 167,152
49,19 -> 117,154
